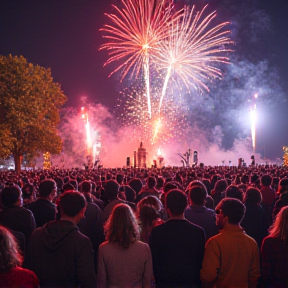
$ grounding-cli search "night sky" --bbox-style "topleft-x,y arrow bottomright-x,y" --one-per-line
1,0 -> 288,161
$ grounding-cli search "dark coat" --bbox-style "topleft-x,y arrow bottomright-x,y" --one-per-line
24,220 -> 96,288
0,206 -> 36,242
27,198 -> 57,228
149,219 -> 205,288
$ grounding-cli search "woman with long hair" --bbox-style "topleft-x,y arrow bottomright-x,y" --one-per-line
137,205 -> 164,244
97,203 -> 154,288
260,206 -> 288,287
241,187 -> 269,247
0,225 -> 39,288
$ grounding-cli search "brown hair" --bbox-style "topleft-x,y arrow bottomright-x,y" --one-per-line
104,204 -> 139,248
0,225 -> 23,272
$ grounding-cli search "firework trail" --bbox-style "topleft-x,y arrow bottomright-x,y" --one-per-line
250,93 -> 258,154
155,5 -> 233,112
100,0 -> 175,118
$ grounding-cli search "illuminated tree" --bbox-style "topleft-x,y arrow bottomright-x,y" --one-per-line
0,55 -> 67,172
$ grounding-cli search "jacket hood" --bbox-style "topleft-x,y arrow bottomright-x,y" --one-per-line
41,220 -> 78,251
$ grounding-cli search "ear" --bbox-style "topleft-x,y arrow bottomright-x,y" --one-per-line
79,207 -> 86,218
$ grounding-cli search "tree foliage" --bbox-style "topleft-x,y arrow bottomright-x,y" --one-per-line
0,55 -> 67,172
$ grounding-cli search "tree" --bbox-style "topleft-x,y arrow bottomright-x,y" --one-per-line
0,55 -> 67,172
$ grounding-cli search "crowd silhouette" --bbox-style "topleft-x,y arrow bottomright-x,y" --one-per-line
0,164 -> 288,287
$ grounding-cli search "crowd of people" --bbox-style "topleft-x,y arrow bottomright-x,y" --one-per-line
0,164 -> 288,287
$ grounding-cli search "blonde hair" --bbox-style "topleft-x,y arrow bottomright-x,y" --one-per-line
104,204 -> 139,248
269,206 -> 288,247
0,225 -> 23,272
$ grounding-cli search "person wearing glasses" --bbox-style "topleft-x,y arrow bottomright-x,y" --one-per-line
200,198 -> 260,288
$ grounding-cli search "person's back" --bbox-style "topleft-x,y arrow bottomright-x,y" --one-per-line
0,185 -> 36,242
185,185 -> 219,240
0,225 -> 39,288
260,206 -> 288,287
260,174 -> 276,206
25,191 -> 96,288
27,179 -> 57,227
97,203 -> 153,288
201,198 -> 260,288
149,189 -> 205,288
241,188 -> 269,247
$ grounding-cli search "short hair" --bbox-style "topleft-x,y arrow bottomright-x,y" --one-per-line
80,180 -> 92,193
163,181 -> 178,193
188,185 -> 207,205
261,174 -> 272,187
0,186 -> 21,207
0,225 -> 22,272
104,203 -> 139,248
63,183 -> 75,192
166,189 -> 187,216
116,174 -> 124,185
214,179 -> 228,194
146,176 -> 156,188
225,185 -> 243,202
39,179 -> 56,198
128,178 -> 143,194
59,191 -> 86,217
123,185 -> 136,202
216,198 -> 246,224
241,174 -> 249,184
244,187 -> 262,205
104,180 -> 120,200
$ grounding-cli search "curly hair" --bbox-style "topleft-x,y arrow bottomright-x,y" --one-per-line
104,204 -> 139,249
0,225 -> 23,272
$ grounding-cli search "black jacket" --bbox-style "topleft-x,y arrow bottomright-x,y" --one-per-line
25,220 -> 96,288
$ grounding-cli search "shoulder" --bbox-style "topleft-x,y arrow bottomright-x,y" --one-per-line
262,235 -> 279,246
1,267 -> 39,287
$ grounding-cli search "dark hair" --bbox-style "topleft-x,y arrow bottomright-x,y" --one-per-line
138,205 -> 160,228
0,225 -> 22,272
216,198 -> 246,224
163,181 -> 178,193
261,174 -> 272,187
225,185 -> 243,202
104,180 -> 120,200
59,191 -> 86,217
123,185 -> 136,202
214,179 -> 228,194
146,176 -> 156,189
279,178 -> 288,194
188,185 -> 207,205
80,180 -> 92,193
63,183 -> 75,192
1,186 -> 21,207
137,195 -> 163,212
241,174 -> 249,184
244,188 -> 262,206
22,183 -> 33,199
128,178 -> 143,194
116,174 -> 124,185
39,179 -> 56,198
166,189 -> 187,216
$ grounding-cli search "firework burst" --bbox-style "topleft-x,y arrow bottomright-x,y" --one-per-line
116,83 -> 188,146
155,5 -> 233,112
100,0 -> 175,118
